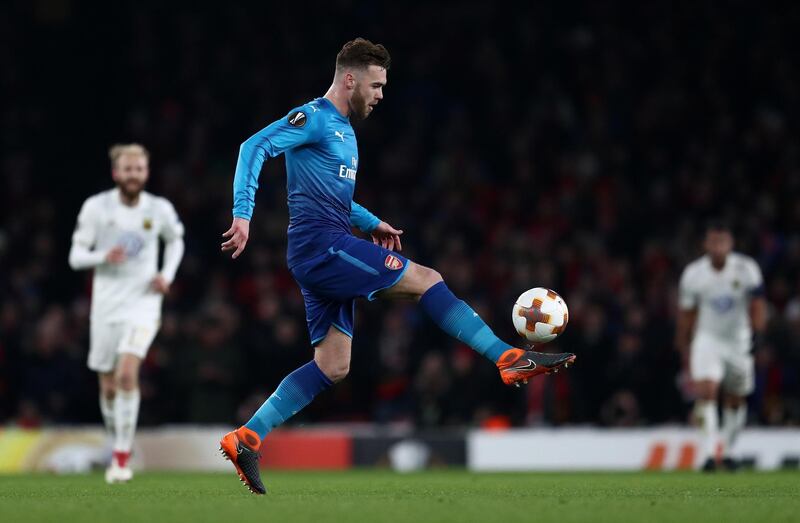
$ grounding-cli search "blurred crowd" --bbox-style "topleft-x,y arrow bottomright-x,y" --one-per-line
2,1 -> 799,429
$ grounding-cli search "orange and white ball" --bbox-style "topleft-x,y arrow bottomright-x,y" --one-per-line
512,287 -> 569,344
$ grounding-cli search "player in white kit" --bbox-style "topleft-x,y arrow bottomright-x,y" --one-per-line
69,144 -> 185,483
676,220 -> 766,471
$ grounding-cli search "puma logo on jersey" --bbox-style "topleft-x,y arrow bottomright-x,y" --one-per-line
335,131 -> 346,141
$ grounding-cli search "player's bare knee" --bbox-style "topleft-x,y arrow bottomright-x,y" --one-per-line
329,363 -> 350,383
116,370 -> 139,391
416,265 -> 443,294
695,381 -> 718,401
725,395 -> 745,408
99,374 -> 116,400
427,267 -> 444,286
317,360 -> 349,383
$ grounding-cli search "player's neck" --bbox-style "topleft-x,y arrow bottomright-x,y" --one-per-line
117,189 -> 141,207
323,86 -> 350,118
710,256 -> 727,271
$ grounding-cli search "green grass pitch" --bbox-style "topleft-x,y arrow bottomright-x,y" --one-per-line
0,470 -> 797,523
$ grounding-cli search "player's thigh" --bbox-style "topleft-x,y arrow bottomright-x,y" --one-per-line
721,351 -> 754,398
89,321 -> 124,373
314,325 -> 352,382
302,289 -> 355,345
690,336 -> 725,399
690,336 -> 724,381
117,321 -> 158,360
115,321 -> 158,386
292,236 -> 409,301
376,261 -> 443,300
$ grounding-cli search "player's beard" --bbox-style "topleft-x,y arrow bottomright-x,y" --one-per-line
117,179 -> 144,201
350,89 -> 371,121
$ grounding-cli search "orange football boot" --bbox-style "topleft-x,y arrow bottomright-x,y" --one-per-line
497,347 -> 576,387
219,426 -> 266,494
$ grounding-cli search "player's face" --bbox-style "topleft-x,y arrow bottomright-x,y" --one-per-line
350,65 -> 386,120
112,154 -> 149,198
704,230 -> 733,262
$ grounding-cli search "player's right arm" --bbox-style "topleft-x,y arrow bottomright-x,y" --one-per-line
675,265 -> 698,367
69,197 -> 125,270
223,104 -> 323,259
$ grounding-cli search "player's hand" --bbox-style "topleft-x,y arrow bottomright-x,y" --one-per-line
150,274 -> 170,294
221,217 -> 250,259
371,221 -> 403,252
105,246 -> 127,264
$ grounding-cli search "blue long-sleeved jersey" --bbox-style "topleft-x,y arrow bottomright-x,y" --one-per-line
232,97 -> 380,267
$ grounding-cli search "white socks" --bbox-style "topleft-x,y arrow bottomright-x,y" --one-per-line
697,401 -> 719,461
722,405 -> 747,457
113,389 -> 141,453
99,395 -> 116,437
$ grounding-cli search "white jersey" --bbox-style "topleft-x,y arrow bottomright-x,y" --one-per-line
679,252 -> 763,347
70,188 -> 184,323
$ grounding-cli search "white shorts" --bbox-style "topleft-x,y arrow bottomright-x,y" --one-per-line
89,320 -> 159,373
690,334 -> 754,396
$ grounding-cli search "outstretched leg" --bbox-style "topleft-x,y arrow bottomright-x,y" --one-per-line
378,261 -> 575,386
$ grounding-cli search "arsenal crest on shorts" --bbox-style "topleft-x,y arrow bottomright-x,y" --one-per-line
384,254 -> 403,270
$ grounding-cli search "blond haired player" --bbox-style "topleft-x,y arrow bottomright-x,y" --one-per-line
69,144 -> 185,483
676,220 -> 767,471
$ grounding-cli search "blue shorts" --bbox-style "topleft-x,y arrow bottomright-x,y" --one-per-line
290,234 -> 409,345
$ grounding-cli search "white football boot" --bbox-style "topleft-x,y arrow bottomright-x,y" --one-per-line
105,460 -> 134,484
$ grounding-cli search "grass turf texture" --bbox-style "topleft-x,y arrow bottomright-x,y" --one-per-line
0,470 -> 797,523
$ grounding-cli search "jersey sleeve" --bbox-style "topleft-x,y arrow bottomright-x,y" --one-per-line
678,266 -> 698,310
157,198 -> 185,283
232,103 -> 325,220
158,198 -> 185,241
350,201 -> 380,233
744,258 -> 765,296
72,198 -> 98,247
68,197 -> 106,269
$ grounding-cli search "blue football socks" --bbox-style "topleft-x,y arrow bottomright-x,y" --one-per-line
245,360 -> 333,439
419,281 -> 512,363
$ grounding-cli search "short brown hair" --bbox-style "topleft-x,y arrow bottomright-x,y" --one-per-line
336,38 -> 391,72
109,143 -> 149,168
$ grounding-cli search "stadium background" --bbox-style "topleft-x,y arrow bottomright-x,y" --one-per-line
2,0 -> 799,437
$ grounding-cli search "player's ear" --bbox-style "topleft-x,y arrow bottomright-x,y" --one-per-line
345,71 -> 356,90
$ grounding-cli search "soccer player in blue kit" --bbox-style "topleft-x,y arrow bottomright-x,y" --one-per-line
219,38 -> 576,494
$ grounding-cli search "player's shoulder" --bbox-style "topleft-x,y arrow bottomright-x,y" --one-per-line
285,97 -> 346,130
142,191 -> 177,212
80,189 -> 114,211
730,252 -> 761,273
285,98 -> 328,129
682,255 -> 708,278
729,251 -> 756,264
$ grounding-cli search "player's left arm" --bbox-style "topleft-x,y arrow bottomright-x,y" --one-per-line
350,200 -> 403,252
747,259 -> 767,338
152,199 -> 185,294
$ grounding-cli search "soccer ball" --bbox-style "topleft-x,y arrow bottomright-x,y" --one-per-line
512,287 -> 569,344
